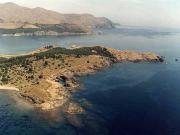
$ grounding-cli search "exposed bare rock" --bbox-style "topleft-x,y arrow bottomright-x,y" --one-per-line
108,48 -> 163,62
67,115 -> 84,128
66,103 -> 84,114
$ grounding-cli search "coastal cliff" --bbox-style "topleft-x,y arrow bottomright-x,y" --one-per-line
0,46 -> 163,111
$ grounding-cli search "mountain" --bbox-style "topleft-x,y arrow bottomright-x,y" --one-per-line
0,2 -> 114,29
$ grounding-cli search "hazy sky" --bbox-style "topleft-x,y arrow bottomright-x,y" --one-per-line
1,0 -> 180,28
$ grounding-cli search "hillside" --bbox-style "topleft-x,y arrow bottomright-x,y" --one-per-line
0,2 -> 114,29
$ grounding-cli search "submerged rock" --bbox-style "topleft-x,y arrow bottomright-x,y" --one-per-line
157,56 -> 165,62
66,103 -> 84,115
67,115 -> 84,128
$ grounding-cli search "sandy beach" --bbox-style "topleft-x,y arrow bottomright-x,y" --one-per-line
0,86 -> 19,91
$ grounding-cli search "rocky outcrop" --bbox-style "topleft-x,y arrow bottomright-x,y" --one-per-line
66,103 -> 84,114
108,48 -> 164,62
55,74 -> 79,89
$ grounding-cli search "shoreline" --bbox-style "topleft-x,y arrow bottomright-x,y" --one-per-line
0,86 -> 19,91
0,45 -> 164,111
0,32 -> 91,37
0,45 -> 57,58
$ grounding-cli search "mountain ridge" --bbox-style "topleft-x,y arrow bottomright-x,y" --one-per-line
0,2 -> 114,29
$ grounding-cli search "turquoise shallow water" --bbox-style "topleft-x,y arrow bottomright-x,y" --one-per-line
0,27 -> 180,135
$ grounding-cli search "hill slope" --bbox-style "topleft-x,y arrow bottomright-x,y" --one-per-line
0,2 -> 114,29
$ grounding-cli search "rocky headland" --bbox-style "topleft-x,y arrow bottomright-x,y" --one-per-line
0,45 -> 164,113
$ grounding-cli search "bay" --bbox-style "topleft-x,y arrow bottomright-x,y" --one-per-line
0,26 -> 180,135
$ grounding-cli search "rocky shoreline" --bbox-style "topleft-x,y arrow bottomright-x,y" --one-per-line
36,47 -> 163,111
0,45 -> 164,113
37,60 -> 112,111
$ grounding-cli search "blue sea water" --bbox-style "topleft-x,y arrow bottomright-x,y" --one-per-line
0,26 -> 180,135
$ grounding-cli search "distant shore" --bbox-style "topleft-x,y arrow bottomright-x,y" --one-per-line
0,32 -> 91,37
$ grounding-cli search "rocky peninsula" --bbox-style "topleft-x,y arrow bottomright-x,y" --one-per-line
0,45 -> 164,112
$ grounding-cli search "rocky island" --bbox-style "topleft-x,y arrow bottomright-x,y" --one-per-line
0,45 -> 163,112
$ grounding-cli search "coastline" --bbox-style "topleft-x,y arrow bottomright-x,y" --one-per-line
37,60 -> 111,111
0,45 -> 57,58
0,86 -> 19,91
0,45 -> 164,111
0,32 -> 91,37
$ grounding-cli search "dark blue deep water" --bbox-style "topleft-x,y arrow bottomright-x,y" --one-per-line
0,26 -> 180,135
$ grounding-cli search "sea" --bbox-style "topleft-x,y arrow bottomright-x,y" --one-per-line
0,26 -> 180,135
